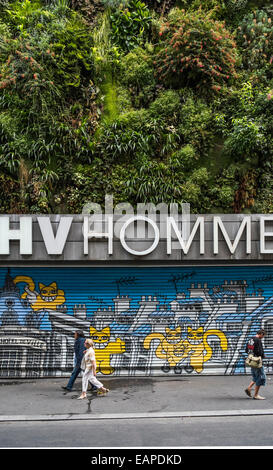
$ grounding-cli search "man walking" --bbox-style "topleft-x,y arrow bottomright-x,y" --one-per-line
62,330 -> 87,392
245,329 -> 267,400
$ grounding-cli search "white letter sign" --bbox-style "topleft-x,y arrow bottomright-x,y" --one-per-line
37,216 -> 73,255
120,216 -> 159,256
167,216 -> 204,255
260,216 -> 273,254
213,216 -> 251,254
0,216 -> 32,254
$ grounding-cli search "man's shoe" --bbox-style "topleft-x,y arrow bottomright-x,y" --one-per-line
61,386 -> 72,392
245,388 -> 252,398
253,395 -> 266,400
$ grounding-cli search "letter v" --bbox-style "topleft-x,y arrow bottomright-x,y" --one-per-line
37,217 -> 73,254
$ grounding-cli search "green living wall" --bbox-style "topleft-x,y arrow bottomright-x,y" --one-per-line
0,0 -> 272,213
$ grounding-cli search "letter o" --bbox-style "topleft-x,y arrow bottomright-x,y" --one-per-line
120,216 -> 160,256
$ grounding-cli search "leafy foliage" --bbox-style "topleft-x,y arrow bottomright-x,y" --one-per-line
155,8 -> 239,92
237,9 -> 273,70
0,0 -> 273,213
109,0 -> 152,52
118,46 -> 156,107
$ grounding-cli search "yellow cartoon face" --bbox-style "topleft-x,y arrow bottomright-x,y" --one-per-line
90,327 -> 111,348
89,326 -> 126,374
39,282 -> 59,303
187,327 -> 204,345
165,327 -> 182,344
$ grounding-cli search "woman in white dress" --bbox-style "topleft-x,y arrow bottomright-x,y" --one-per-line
77,338 -> 109,399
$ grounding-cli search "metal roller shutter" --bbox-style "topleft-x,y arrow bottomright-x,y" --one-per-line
0,265 -> 272,378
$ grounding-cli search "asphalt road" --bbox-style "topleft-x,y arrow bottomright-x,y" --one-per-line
1,415 -> 273,448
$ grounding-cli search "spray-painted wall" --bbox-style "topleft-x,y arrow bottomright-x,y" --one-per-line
0,266 -> 273,378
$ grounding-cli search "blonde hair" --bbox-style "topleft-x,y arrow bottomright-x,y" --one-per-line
85,338 -> 94,348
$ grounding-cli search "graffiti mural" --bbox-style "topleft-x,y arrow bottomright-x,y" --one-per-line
89,326 -> 126,375
13,276 -> 66,312
1,266 -> 273,378
144,327 -> 187,374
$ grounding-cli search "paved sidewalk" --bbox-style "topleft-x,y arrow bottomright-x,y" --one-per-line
0,375 -> 272,421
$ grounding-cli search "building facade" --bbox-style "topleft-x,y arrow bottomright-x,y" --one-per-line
1,214 -> 273,378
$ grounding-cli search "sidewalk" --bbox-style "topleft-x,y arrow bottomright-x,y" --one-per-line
0,375 -> 272,421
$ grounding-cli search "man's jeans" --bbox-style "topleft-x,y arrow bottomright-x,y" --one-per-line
66,364 -> 98,391
66,365 -> 82,390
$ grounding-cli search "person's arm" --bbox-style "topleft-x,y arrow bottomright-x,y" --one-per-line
90,349 -> 97,375
91,359 -> 96,376
85,357 -> 91,372
74,340 -> 80,365
260,340 -> 265,359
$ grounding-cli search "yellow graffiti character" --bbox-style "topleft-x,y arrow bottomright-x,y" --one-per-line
183,327 -> 228,373
90,326 -> 126,375
13,276 -> 66,311
143,327 -> 187,368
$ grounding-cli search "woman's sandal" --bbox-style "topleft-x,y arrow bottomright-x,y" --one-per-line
97,388 -> 109,395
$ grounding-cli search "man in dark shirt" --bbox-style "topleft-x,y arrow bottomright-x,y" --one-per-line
62,330 -> 87,392
245,329 -> 266,400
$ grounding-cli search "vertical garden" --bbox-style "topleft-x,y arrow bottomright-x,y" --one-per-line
0,0 -> 272,213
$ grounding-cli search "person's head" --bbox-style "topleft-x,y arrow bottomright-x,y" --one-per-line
74,330 -> 85,340
257,329 -> 265,339
84,338 -> 94,349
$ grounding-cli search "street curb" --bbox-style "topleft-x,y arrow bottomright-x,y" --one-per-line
1,409 -> 273,422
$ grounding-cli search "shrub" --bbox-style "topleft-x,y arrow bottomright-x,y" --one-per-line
217,184 -> 235,206
116,85 -> 132,114
3,1 -> 94,93
0,173 -> 27,213
148,89 -> 180,120
94,109 -> 181,161
171,144 -> 197,171
180,180 -> 201,206
109,0 -> 152,52
0,0 -> 96,194
119,47 -> 156,107
189,167 -> 209,185
124,159 -> 185,204
236,9 -> 273,70
254,171 -> 273,213
0,35 -> 61,113
178,93 -> 214,157
224,117 -> 265,161
154,8 -> 238,92
210,183 -> 235,208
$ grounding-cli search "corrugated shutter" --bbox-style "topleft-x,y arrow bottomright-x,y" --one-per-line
0,265 -> 272,378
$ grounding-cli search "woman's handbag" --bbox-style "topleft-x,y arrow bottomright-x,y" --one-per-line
80,355 -> 86,370
245,353 -> 262,368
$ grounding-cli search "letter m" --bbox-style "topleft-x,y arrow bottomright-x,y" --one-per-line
213,216 -> 251,254
167,216 -> 204,255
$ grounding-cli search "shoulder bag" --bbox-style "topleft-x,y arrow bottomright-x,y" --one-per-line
245,353 -> 262,368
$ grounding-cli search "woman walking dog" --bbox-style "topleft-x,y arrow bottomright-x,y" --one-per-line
77,338 -> 109,399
